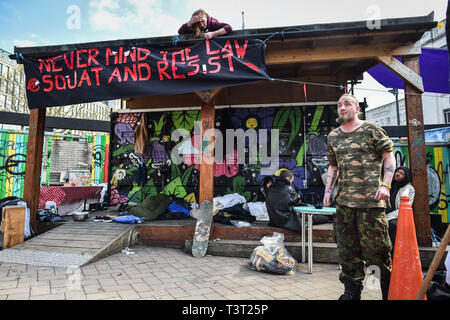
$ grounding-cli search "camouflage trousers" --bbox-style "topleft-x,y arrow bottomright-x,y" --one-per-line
334,206 -> 393,287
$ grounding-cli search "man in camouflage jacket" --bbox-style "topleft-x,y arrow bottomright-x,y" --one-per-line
324,94 -> 396,300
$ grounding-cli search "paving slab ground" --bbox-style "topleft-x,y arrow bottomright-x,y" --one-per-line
0,244 -> 382,301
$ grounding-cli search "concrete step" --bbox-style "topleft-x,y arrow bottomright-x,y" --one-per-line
184,238 -> 449,270
185,238 -> 338,263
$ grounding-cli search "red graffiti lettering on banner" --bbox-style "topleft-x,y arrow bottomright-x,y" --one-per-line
27,78 -> 40,92
208,56 -> 221,74
64,52 -> 75,70
52,55 -> 64,72
55,74 -> 66,90
206,39 -> 220,55
78,69 -> 92,87
39,49 -> 101,73
88,48 -> 100,66
67,71 -> 77,89
186,48 -> 200,76
106,48 -> 118,66
108,67 -> 122,83
221,40 -> 234,72
40,67 -> 104,91
158,51 -> 172,80
137,48 -> 151,61
91,67 -> 102,86
138,63 -> 151,81
123,64 -> 138,82
235,40 -> 248,59
77,49 -> 88,68
172,49 -> 186,79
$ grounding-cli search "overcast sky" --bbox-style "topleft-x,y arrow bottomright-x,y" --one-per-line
0,0 -> 447,107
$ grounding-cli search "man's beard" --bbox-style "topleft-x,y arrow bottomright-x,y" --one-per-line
336,112 -> 357,125
336,115 -> 351,124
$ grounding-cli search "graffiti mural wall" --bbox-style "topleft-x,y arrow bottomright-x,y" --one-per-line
0,131 -> 109,199
0,131 -> 28,198
109,105 -> 339,206
394,143 -> 450,223
91,135 -> 110,185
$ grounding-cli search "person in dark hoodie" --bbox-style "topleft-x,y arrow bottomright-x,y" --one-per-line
259,175 -> 274,200
265,169 -> 304,232
265,169 -> 331,232
386,166 -> 415,251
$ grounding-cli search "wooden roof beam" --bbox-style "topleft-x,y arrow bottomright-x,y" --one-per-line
265,42 -> 421,65
376,55 -> 424,93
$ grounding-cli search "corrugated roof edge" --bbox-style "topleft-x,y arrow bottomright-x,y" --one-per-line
12,12 -> 436,60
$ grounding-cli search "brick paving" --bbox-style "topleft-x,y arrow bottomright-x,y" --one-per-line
0,245 -> 382,300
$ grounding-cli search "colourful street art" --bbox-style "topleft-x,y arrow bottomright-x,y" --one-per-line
0,131 -> 109,199
0,131 -> 28,198
109,105 -> 339,205
91,135 -> 110,185
394,143 -> 450,223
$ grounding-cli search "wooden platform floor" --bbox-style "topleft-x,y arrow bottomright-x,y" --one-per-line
0,215 -> 137,268
138,218 -> 335,247
0,212 -> 334,266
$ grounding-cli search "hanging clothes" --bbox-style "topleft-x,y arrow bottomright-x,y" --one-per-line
134,114 -> 149,155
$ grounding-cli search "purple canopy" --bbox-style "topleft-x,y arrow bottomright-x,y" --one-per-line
368,48 -> 449,94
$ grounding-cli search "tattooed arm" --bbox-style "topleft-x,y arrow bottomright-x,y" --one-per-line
323,165 -> 338,207
375,151 -> 396,201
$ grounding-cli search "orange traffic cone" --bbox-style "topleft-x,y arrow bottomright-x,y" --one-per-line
388,196 -> 426,300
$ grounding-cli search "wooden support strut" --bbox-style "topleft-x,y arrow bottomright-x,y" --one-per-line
23,108 -> 46,233
196,92 -> 217,203
403,55 -> 431,246
376,55 -> 424,93
195,89 -> 221,240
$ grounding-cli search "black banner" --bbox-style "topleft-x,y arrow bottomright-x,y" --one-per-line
22,39 -> 269,109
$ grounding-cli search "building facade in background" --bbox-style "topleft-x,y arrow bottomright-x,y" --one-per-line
0,48 -> 120,135
366,19 -> 449,126
0,48 -> 115,189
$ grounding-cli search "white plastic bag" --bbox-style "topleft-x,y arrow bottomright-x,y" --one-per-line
250,232 -> 297,275
16,201 -> 32,239
445,251 -> 450,287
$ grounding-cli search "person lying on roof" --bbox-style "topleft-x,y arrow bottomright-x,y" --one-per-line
178,9 -> 232,39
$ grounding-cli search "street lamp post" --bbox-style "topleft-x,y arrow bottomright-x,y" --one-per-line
388,88 -> 400,125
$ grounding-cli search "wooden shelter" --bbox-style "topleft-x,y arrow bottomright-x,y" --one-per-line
15,13 -> 437,246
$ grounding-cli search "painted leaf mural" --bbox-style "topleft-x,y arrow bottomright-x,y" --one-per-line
172,110 -> 201,132
109,105 -> 340,206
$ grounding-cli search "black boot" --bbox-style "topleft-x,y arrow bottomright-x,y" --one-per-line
381,274 -> 391,300
380,280 -> 389,300
339,281 -> 363,300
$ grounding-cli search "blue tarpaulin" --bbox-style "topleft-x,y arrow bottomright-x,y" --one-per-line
368,48 -> 449,94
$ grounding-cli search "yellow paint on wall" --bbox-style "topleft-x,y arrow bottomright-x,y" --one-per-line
434,148 -> 447,222
5,133 -> 16,197
91,135 -> 97,184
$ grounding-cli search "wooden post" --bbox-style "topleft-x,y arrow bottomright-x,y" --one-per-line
2,206 -> 26,248
403,55 -> 431,247
23,108 -> 46,233
198,98 -> 216,203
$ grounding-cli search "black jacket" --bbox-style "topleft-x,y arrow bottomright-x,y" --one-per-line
265,177 -> 303,232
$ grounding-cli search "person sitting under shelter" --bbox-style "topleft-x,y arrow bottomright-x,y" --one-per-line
178,9 -> 232,39
259,176 -> 274,200
265,169 -> 303,232
386,166 -> 415,252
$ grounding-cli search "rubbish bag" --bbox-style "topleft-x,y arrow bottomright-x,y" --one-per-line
250,232 -> 297,275
427,270 -> 450,300
427,281 -> 450,300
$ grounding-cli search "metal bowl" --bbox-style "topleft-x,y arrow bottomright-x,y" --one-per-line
72,212 -> 89,221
